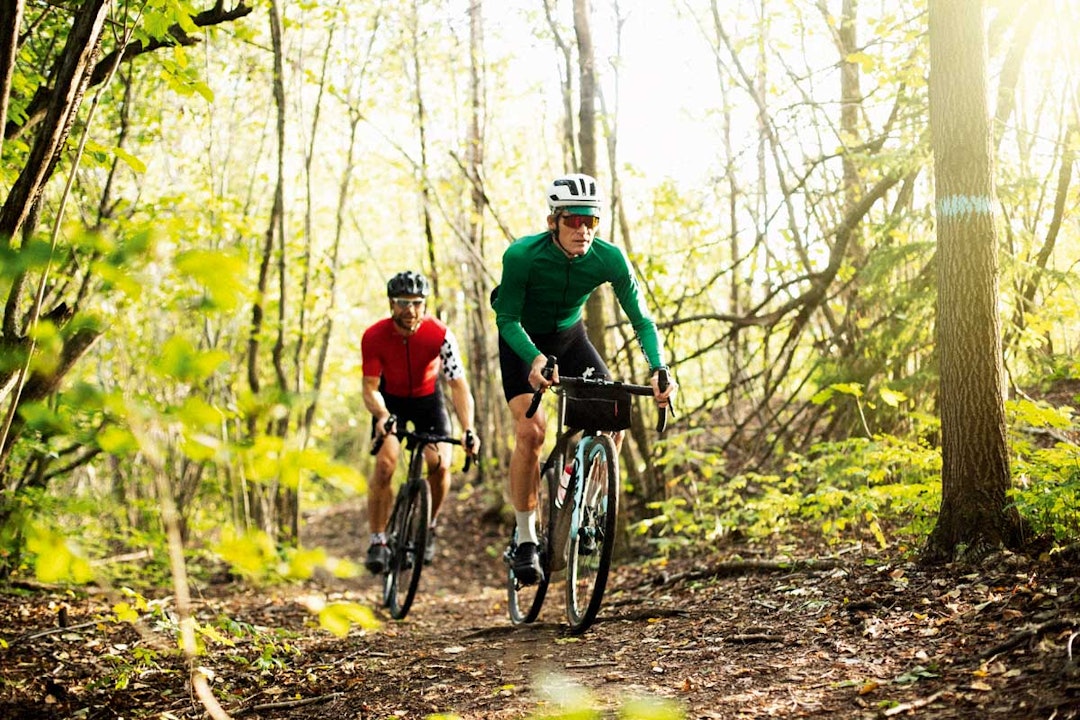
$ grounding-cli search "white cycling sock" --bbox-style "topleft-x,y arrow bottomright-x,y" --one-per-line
515,510 -> 538,545
370,532 -> 387,546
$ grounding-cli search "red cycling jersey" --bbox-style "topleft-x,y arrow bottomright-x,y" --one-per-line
362,316 -> 452,397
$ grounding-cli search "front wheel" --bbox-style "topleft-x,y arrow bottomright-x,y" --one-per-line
506,459 -> 555,625
565,434 -> 619,634
384,478 -> 430,620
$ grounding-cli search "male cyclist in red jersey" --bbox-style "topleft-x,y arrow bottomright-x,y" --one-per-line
491,173 -> 676,585
362,270 -> 480,574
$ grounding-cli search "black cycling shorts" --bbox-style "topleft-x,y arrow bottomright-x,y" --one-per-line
371,388 -> 452,438
498,321 -> 611,402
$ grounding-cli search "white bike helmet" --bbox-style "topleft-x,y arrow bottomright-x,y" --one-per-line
546,173 -> 602,215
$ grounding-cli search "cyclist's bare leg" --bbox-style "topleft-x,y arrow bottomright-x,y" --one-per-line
368,436 -> 401,534
508,393 -> 546,537
424,443 -> 452,523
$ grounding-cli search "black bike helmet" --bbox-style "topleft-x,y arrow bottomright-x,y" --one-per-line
386,270 -> 430,298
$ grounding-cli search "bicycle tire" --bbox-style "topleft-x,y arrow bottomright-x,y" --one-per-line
506,456 -> 556,625
565,434 -> 619,633
384,478 -> 430,620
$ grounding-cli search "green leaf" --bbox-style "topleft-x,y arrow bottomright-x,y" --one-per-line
191,81 -> 215,103
175,396 -> 225,428
18,401 -> 71,436
618,698 -> 685,720
153,336 -> 228,382
113,146 -> 147,173
195,623 -> 236,648
93,261 -> 144,300
879,387 -> 907,408
318,602 -> 379,637
175,250 -> 248,311
845,51 -> 876,73
1007,399 -> 1073,429
98,426 -> 139,455
832,383 -> 864,398
26,526 -> 92,584
213,529 -> 278,578
286,547 -> 327,580
113,602 -> 139,624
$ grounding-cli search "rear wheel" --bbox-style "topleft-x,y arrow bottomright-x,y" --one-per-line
384,479 -> 430,620
507,457 -> 556,625
565,434 -> 618,634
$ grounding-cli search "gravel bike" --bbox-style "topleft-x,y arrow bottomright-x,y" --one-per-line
505,356 -> 670,633
371,416 -> 473,620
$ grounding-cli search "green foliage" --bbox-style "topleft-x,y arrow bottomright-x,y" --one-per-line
174,249 -> 250,312
643,391 -> 1080,556
87,586 -> 359,690
1007,400 -> 1080,541
25,522 -> 93,584
640,415 -> 943,554
317,601 -> 380,637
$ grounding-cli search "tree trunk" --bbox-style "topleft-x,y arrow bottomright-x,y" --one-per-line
572,0 -> 608,360
543,0 -> 577,172
923,0 -> 1026,563
408,0 -> 439,304
245,0 -> 294,541
0,0 -> 108,243
464,0 -> 499,484
0,0 -> 23,160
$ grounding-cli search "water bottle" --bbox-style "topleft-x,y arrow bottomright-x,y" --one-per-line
557,461 -> 573,504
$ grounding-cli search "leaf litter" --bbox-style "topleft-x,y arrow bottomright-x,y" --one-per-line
1,490 -> 1078,719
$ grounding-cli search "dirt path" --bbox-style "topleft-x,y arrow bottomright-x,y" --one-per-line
2,489 -> 1079,719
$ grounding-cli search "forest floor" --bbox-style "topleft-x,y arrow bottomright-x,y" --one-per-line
2,488 -> 1079,720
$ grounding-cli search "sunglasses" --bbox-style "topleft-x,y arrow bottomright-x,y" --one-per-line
392,298 -> 425,309
561,214 -> 600,230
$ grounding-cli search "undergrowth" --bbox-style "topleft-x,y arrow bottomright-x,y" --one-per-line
638,397 -> 1080,555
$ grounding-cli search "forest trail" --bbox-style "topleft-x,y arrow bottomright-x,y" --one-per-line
2,487 -> 1079,719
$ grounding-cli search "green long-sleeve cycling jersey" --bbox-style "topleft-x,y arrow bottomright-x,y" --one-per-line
492,231 -> 665,371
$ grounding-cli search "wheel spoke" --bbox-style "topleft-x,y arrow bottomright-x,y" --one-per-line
565,435 -> 618,633
386,480 -> 430,620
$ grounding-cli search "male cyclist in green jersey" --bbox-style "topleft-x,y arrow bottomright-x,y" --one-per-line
491,172 -> 677,585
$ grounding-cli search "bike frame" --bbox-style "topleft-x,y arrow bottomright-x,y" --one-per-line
371,416 -> 472,620
512,355 -> 670,632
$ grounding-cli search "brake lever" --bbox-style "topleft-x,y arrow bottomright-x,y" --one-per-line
369,414 -> 397,455
525,355 -> 557,419
462,429 -> 476,472
656,369 -> 670,434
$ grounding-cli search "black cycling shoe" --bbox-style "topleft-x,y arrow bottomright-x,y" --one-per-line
512,542 -> 544,585
365,543 -> 390,574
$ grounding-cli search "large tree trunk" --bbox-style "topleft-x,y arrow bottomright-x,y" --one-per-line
923,0 -> 1026,563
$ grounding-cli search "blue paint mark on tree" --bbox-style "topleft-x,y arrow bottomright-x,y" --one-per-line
937,194 -> 994,219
